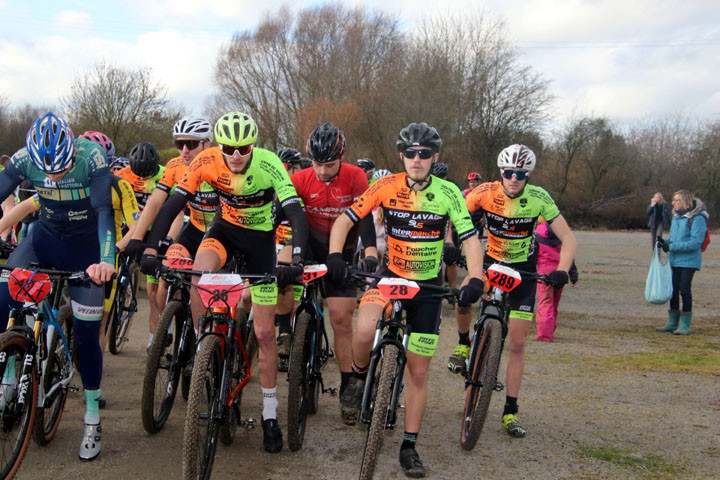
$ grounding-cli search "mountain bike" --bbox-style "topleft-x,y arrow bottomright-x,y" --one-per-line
182,269 -> 272,480
348,269 -> 460,480
105,251 -> 139,354
286,264 -> 336,451
142,256 -> 257,435
459,263 -> 551,450
0,265 -> 85,479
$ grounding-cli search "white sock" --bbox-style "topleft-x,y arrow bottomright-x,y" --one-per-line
147,333 -> 154,347
262,387 -> 278,420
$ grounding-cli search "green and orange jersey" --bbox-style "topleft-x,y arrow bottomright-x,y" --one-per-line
115,165 -> 165,211
465,181 -> 560,263
176,146 -> 299,232
156,156 -> 218,232
346,173 -> 476,281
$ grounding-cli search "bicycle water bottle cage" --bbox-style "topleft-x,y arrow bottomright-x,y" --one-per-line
198,273 -> 245,309
8,269 -> 52,303
486,264 -> 522,293
377,278 -> 420,300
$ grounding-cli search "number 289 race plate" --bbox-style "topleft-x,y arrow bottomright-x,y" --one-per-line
486,264 -> 523,292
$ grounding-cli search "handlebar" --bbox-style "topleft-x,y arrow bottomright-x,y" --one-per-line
347,267 -> 462,300
0,263 -> 93,282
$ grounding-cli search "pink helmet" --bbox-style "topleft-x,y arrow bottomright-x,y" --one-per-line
79,130 -> 115,157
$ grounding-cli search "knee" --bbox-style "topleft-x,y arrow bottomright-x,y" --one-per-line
253,322 -> 276,345
506,336 -> 526,356
330,315 -> 352,337
406,362 -> 429,386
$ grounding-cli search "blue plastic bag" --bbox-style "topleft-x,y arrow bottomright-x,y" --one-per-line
645,246 -> 672,304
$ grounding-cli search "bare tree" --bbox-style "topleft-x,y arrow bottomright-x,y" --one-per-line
62,62 -> 182,155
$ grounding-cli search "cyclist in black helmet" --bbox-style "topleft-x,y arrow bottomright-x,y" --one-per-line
357,158 -> 376,184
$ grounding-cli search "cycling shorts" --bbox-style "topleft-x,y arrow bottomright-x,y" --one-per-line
305,238 -> 356,298
484,255 -> 537,321
198,218 -> 275,275
166,222 -> 205,260
358,268 -> 443,336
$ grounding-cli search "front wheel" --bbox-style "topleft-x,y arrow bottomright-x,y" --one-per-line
141,300 -> 184,434
0,331 -> 38,480
108,263 -> 138,355
287,312 -> 313,451
460,317 -> 502,450
359,344 -> 398,480
183,335 -> 223,480
33,306 -> 72,446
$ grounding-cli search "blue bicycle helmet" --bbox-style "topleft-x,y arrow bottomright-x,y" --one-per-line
26,112 -> 75,174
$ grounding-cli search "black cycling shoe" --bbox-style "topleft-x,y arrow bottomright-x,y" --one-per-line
261,416 -> 283,453
339,377 -> 364,425
399,447 -> 426,478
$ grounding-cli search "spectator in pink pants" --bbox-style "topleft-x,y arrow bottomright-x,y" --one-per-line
535,222 -> 578,342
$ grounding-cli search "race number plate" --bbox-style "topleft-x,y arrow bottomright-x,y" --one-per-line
487,264 -> 522,292
197,273 -> 244,308
302,264 -> 328,283
377,278 -> 420,299
166,257 -> 195,270
8,269 -> 52,303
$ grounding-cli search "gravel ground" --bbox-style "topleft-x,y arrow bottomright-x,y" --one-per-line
12,230 -> 720,479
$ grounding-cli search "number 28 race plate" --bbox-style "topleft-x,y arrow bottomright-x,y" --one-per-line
377,277 -> 420,299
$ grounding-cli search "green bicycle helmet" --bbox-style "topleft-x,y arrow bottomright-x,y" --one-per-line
214,112 -> 258,146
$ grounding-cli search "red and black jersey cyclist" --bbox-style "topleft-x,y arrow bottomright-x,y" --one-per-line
453,144 -> 577,439
328,122 -> 485,478
138,112 -> 309,454
275,123 -> 377,421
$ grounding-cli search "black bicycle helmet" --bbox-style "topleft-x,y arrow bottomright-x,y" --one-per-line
300,158 -> 313,169
129,141 -> 160,178
431,162 -> 448,177
396,122 -> 442,151
277,146 -> 302,165
306,122 -> 345,163
357,158 -> 375,172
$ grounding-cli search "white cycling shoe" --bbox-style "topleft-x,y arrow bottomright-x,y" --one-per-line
78,422 -> 102,461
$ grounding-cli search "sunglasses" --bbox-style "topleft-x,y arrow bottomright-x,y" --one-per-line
501,169 -> 529,181
220,144 -> 253,156
174,139 -> 203,150
403,148 -> 434,160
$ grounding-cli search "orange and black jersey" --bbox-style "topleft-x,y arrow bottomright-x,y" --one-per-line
346,173 -> 476,281
156,156 -> 218,232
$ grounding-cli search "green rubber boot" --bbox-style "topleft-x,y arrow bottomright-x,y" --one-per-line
656,310 -> 680,332
673,312 -> 692,335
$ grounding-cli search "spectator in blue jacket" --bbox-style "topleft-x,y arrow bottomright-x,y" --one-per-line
647,192 -> 671,249
655,190 -> 709,335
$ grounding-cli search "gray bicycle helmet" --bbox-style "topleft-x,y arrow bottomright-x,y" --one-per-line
129,141 -> 160,177
396,122 -> 442,151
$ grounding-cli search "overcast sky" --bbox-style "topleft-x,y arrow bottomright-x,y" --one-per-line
1,0 -> 718,125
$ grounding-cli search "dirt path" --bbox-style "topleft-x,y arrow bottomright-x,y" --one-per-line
13,230 -> 720,479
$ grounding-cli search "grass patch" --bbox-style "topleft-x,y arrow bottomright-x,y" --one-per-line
579,445 -> 681,478
602,351 -> 720,375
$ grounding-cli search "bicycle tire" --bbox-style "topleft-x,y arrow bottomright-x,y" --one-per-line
287,312 -> 312,451
183,335 -> 223,480
108,263 -> 138,355
0,331 -> 38,480
32,306 -> 72,446
359,343 -> 398,480
460,317 -> 502,450
219,332 -> 244,445
141,300 -> 184,434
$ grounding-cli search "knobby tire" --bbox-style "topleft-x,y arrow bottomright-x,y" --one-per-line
460,317 -> 502,450
359,344 -> 398,480
287,312 -> 312,451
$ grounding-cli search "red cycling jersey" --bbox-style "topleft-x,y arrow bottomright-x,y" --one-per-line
291,163 -> 368,250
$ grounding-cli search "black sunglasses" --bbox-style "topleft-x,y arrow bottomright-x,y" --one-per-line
501,169 -> 529,181
174,139 -> 203,150
403,148 -> 434,160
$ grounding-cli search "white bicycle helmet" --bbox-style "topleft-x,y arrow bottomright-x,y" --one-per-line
373,169 -> 392,180
173,117 -> 213,141
497,144 -> 536,172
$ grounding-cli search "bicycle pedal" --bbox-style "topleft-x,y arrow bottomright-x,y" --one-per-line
494,382 -> 505,392
241,418 -> 257,429
69,384 -> 80,393
324,387 -> 338,396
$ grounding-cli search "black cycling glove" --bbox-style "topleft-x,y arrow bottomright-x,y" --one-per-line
125,239 -> 144,260
276,264 -> 304,288
140,254 -> 161,276
656,236 -> 669,253
547,270 -> 569,288
358,256 -> 378,274
443,242 -> 462,266
326,252 -> 347,283
458,277 -> 485,307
